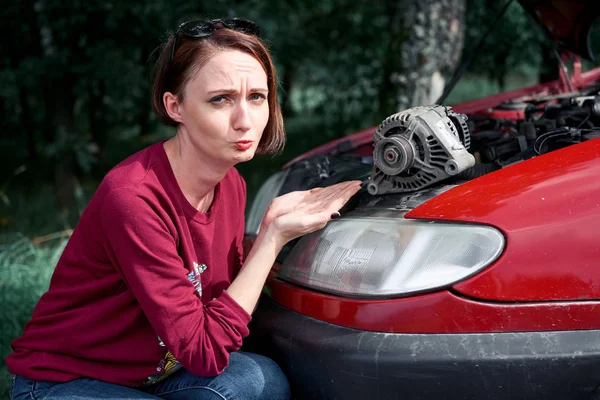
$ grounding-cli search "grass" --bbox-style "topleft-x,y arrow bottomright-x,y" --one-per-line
0,235 -> 68,398
0,167 -> 85,397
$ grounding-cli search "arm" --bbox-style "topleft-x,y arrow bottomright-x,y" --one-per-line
102,180 -> 360,376
101,188 -> 251,377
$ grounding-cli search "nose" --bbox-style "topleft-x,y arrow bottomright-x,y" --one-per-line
232,101 -> 252,132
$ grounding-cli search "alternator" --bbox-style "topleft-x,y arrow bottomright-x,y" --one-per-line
367,105 -> 475,195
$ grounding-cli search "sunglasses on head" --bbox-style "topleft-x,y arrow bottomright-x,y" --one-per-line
169,18 -> 260,62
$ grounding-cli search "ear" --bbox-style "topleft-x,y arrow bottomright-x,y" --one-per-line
163,92 -> 184,124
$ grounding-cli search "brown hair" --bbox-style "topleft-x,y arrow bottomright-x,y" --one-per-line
152,22 -> 285,155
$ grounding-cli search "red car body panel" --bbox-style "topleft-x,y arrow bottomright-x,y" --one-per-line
266,66 -> 600,334
267,279 -> 600,333
406,138 -> 600,302
268,136 -> 600,331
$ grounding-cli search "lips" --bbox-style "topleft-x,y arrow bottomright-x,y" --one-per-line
235,140 -> 253,151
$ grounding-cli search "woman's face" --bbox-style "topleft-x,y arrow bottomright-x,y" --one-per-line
175,49 -> 269,167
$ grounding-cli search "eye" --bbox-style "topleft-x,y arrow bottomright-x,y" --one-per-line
249,93 -> 267,102
209,95 -> 229,104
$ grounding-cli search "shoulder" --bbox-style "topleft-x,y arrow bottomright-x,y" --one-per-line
93,142 -> 167,208
97,183 -> 176,245
92,143 -> 172,224
101,143 -> 161,191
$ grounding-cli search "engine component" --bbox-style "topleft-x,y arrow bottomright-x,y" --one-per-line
367,106 -> 475,195
485,100 -> 532,120
470,93 -> 600,165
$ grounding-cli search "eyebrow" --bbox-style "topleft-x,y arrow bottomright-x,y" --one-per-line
206,88 -> 268,95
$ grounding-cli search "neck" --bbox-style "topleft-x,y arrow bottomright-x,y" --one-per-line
163,133 -> 229,211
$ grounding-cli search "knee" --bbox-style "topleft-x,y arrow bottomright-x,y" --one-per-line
230,352 -> 290,400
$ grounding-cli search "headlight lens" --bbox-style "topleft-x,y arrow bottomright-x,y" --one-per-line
246,169 -> 290,236
278,217 -> 504,297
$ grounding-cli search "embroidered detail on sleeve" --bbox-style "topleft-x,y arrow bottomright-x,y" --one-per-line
188,261 -> 207,297
144,351 -> 182,385
143,262 -> 208,385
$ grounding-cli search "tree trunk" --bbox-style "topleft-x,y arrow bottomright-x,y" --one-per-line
380,0 -> 466,116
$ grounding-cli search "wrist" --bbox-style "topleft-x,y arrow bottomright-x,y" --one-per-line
260,210 -> 275,233
258,221 -> 286,252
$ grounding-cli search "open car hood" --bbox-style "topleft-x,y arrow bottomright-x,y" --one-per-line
518,0 -> 600,59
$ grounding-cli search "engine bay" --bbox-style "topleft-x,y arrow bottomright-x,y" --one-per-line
469,88 -> 600,168
281,84 -> 600,199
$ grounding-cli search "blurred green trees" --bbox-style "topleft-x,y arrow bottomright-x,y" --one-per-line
1,0 -> 599,231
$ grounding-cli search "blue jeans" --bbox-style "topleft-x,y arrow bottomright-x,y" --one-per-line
10,351 -> 290,400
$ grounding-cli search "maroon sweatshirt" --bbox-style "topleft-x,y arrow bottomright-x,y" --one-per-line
6,142 -> 252,386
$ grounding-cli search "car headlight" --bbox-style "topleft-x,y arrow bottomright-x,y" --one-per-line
278,215 -> 504,297
246,169 -> 290,236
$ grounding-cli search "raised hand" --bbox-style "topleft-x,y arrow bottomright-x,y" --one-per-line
262,180 -> 362,246
229,180 -> 362,314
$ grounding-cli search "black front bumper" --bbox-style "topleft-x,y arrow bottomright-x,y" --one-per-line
247,296 -> 600,400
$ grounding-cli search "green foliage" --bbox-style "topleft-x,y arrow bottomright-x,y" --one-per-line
0,0 -> 394,185
3,0 -> 599,188
0,235 -> 67,398
463,0 -> 547,87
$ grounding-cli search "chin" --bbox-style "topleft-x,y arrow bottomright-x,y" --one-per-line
232,149 -> 257,164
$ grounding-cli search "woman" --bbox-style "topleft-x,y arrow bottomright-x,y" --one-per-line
6,18 -> 361,400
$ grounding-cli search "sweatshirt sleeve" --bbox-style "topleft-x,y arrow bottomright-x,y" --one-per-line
101,187 -> 251,377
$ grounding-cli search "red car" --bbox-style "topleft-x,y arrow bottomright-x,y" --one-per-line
245,1 -> 600,398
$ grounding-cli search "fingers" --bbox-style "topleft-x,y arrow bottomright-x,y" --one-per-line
325,181 -> 362,213
296,180 -> 361,217
268,180 -> 363,244
322,180 -> 362,194
309,181 -> 361,204
274,180 -> 362,219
